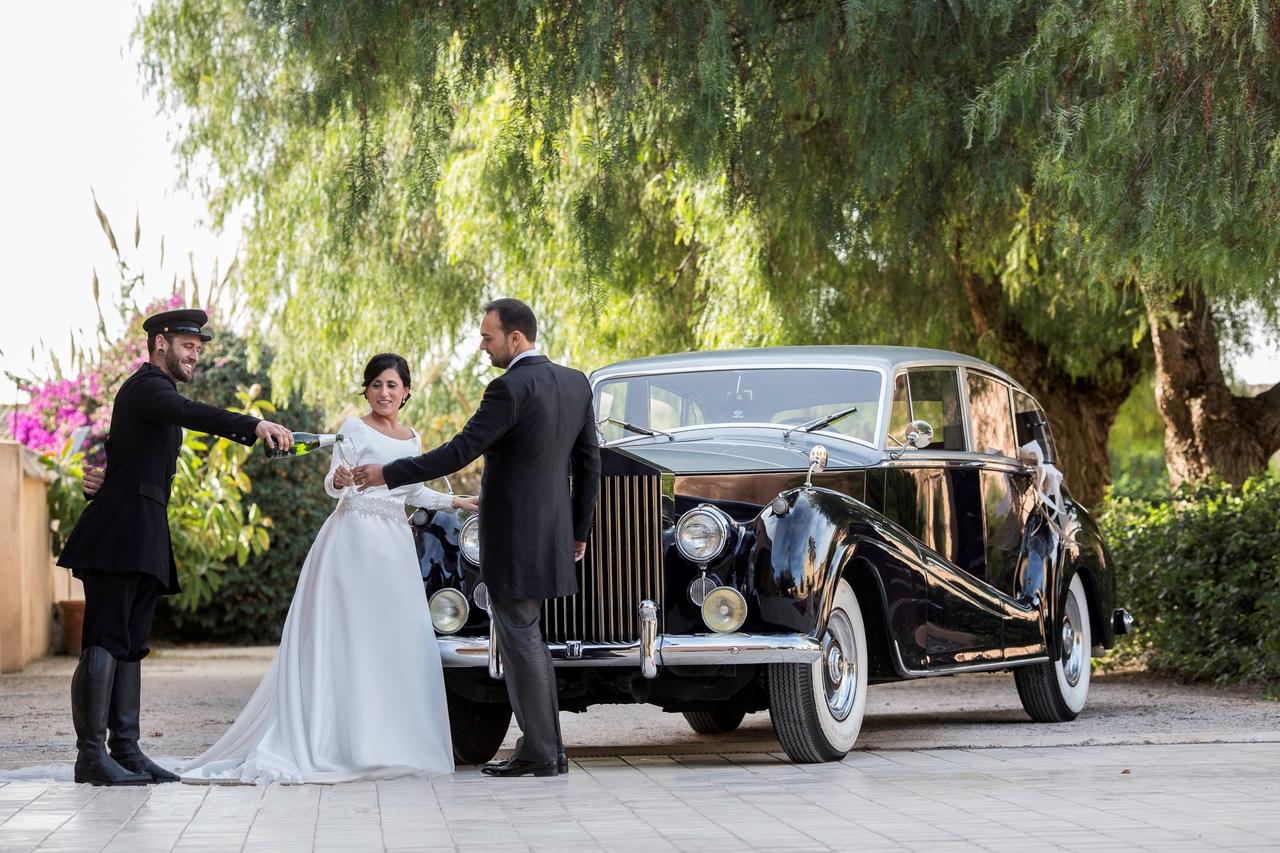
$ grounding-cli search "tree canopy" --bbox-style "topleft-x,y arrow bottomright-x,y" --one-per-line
137,1 -> 1280,499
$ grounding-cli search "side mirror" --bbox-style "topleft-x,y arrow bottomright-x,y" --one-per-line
805,444 -> 828,489
906,420 -> 934,450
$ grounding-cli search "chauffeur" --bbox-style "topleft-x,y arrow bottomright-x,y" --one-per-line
58,309 -> 294,785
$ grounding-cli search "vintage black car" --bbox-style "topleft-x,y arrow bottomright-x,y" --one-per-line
410,346 -> 1133,764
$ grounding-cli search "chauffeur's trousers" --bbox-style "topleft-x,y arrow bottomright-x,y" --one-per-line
489,595 -> 563,764
80,570 -> 161,662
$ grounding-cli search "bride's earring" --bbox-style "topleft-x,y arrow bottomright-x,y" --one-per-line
400,390 -> 411,410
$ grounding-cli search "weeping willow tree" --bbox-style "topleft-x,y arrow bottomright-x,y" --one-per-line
137,0 -> 1156,504
969,0 -> 1280,487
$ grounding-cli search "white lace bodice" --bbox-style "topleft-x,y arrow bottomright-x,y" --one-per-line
323,416 -> 453,512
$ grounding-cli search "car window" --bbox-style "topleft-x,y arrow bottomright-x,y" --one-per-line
889,369 -> 965,451
593,368 -> 883,444
597,382 -> 629,442
966,373 -> 1016,458
649,384 -> 706,431
1013,389 -> 1058,463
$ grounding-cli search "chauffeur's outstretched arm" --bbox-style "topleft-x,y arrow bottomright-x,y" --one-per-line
135,375 -> 294,450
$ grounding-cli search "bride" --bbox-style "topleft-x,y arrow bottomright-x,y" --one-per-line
182,353 -> 475,784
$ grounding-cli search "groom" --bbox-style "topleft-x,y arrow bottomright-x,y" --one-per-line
354,298 -> 600,777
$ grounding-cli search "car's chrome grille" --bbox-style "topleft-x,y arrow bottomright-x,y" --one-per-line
543,473 -> 664,644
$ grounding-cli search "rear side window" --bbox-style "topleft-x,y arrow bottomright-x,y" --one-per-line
888,369 -> 966,451
1014,389 -> 1058,463
966,373 -> 1016,458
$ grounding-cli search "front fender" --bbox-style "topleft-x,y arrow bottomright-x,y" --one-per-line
750,486 -> 927,673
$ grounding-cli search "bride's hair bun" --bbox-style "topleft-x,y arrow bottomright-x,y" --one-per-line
361,353 -> 412,409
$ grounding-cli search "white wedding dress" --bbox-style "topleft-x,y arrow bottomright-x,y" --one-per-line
181,416 -> 455,784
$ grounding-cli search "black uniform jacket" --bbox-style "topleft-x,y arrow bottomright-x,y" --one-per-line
383,355 -> 601,601
57,363 -> 261,594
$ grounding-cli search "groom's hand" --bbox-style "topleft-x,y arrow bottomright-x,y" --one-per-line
574,541 -> 586,562
352,464 -> 386,491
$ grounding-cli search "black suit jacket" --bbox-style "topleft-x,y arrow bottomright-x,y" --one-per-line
57,363 -> 261,594
384,355 -> 601,600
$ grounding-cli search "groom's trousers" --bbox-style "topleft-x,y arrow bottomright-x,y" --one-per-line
489,595 -> 562,764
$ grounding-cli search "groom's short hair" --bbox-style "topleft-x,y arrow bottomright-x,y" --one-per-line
483,298 -> 537,344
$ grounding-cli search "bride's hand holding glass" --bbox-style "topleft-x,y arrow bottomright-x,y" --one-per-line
332,436 -> 356,490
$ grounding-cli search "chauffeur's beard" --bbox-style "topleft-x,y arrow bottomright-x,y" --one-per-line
162,348 -> 194,382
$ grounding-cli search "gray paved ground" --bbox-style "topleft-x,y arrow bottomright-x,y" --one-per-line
2,647 -> 1278,851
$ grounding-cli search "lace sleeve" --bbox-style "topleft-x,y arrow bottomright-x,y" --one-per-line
402,429 -> 454,510
324,418 -> 360,499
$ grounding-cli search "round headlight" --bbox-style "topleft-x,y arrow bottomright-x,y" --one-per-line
676,507 -> 729,564
701,586 -> 747,634
460,515 -> 480,564
429,588 -> 469,635
472,581 -> 491,612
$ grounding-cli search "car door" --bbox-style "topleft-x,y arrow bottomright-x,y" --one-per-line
884,367 -> 1005,668
965,371 -> 1046,659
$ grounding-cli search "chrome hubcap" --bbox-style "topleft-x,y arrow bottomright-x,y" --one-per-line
1061,592 -> 1085,687
821,609 -> 858,721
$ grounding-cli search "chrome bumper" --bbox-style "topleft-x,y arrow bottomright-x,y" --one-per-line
442,600 -> 821,679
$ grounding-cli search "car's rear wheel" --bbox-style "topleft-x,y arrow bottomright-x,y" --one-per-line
446,688 -> 512,765
682,704 -> 747,735
768,578 -> 868,763
1015,573 -> 1092,722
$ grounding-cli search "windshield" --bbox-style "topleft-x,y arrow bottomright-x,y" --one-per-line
594,367 -> 883,445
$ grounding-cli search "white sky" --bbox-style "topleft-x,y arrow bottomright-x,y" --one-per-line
0,3 -> 1276,403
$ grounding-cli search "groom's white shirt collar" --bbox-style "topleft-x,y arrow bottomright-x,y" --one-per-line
506,348 -> 540,371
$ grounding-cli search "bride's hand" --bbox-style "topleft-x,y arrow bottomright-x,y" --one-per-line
332,465 -> 356,489
451,495 -> 479,512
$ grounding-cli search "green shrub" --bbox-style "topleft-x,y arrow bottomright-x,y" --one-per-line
152,334 -> 335,644
1099,476 -> 1280,690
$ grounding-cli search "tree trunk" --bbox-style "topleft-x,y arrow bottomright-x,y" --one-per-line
956,263 -> 1143,508
1146,287 -> 1280,488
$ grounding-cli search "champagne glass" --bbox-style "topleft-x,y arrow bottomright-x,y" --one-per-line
335,434 -> 355,492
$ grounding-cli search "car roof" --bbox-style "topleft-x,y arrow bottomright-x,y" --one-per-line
590,345 -> 1024,390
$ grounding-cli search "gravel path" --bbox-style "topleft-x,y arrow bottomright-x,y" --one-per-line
2,645 -> 1276,767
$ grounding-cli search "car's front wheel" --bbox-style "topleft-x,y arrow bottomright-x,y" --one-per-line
1015,572 -> 1092,722
768,578 -> 869,763
682,704 -> 747,735
446,688 -> 512,765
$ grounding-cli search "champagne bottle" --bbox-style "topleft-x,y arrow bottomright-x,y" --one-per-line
265,432 -> 344,459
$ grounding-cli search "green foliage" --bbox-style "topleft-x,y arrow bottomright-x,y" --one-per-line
154,332 -> 334,643
1107,376 -> 1168,497
41,430 -> 91,558
167,387 -> 275,611
135,0 -> 1146,452
1099,476 -> 1280,689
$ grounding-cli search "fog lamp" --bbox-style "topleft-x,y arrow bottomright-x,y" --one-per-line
472,581 -> 491,612
701,586 -> 747,634
460,516 -> 480,564
676,506 -> 730,563
429,588 -> 469,634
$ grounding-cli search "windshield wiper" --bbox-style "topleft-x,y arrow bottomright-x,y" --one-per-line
597,416 -> 674,441
782,405 -> 859,440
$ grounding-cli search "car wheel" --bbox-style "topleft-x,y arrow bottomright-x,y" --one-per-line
682,705 -> 748,735
446,687 -> 512,765
768,578 -> 869,763
1015,573 -> 1092,722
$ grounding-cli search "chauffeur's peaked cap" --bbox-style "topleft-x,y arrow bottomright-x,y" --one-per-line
142,308 -> 213,342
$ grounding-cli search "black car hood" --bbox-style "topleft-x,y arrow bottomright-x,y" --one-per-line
607,427 -> 880,474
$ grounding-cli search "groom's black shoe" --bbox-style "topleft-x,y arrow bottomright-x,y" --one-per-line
485,753 -> 569,775
481,758 -> 559,778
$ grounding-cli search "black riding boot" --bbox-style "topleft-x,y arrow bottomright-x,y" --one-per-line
71,647 -> 151,786
108,660 -> 179,783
